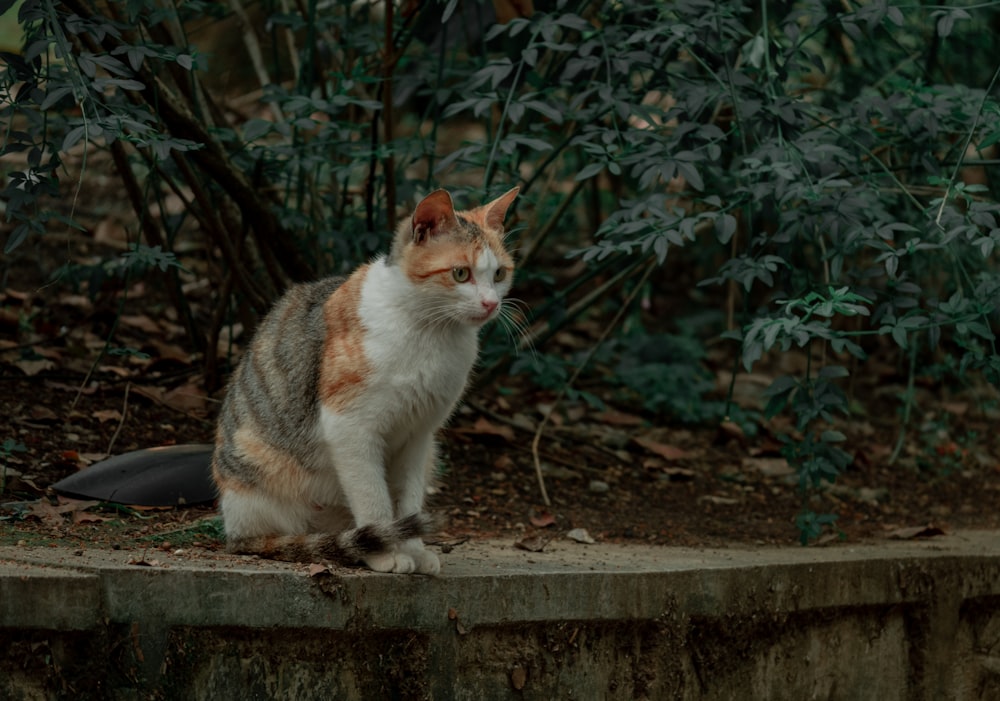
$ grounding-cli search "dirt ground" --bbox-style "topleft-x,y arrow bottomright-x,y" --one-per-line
2,364 -> 999,556
2,153 -> 999,557
2,270 -> 999,556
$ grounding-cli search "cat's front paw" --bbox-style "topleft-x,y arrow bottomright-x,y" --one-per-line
364,550 -> 416,574
400,539 -> 440,575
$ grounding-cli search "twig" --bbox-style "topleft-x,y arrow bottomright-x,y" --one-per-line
934,60 -> 1000,225
105,382 -> 131,456
518,178 -> 585,267
382,0 -> 397,231
530,259 -> 657,505
888,335 -> 919,465
227,0 -> 284,123
517,255 -> 645,353
464,400 -> 536,434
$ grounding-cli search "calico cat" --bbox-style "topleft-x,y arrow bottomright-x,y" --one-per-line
212,186 -> 519,574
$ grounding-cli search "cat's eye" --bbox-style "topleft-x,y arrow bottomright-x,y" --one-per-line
452,267 -> 471,283
494,268 -> 508,283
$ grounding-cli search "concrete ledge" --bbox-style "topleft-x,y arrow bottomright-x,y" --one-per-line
2,532 -> 1000,699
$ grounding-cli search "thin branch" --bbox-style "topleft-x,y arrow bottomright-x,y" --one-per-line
227,0 -> 285,122
517,254 -> 648,353
104,382 -> 131,456
517,178 -> 586,268
530,259 -> 657,506
934,59 -> 1000,225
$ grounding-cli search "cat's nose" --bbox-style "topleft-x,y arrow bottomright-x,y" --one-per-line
481,299 -> 498,315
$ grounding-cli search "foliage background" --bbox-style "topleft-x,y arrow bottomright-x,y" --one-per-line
2,0 -> 999,540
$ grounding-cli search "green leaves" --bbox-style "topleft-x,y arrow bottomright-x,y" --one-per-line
120,244 -> 186,274
740,289 -> 872,372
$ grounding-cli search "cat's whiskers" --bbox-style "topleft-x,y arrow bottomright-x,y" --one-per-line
414,301 -> 463,331
496,297 -> 535,357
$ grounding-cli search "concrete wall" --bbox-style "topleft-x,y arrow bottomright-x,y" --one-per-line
2,533 -> 999,700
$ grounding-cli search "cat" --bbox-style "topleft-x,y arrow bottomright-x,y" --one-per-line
212,186 -> 519,574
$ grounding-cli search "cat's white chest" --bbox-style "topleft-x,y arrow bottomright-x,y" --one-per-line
357,259 -> 479,424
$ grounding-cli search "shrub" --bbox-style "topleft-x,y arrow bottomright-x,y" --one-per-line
2,0 -> 998,542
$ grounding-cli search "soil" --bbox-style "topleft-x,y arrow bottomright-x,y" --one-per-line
2,153 -> 999,559
3,280 -> 999,558
2,364 -> 999,556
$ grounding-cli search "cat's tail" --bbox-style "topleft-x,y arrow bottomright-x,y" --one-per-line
226,513 -> 437,564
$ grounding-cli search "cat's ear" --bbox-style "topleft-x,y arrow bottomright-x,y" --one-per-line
483,186 -> 520,231
411,189 -> 458,244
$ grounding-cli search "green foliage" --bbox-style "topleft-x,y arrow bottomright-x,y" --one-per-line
2,0 -> 999,543
510,352 -> 605,410
612,333 -> 723,423
0,438 -> 27,495
795,510 -> 840,546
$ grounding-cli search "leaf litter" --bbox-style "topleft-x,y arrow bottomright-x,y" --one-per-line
2,226 -> 1000,554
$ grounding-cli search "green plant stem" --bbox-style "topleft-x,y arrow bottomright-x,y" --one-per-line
483,58 -> 527,190
531,259 -> 657,506
517,255 -> 648,353
888,334 -> 920,465
934,59 -> 1000,224
518,178 -> 586,267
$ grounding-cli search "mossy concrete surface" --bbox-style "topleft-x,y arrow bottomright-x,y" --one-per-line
2,532 -> 1000,700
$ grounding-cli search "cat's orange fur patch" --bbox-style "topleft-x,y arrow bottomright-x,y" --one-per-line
402,242 -> 472,286
319,267 -> 371,411
230,425 -> 311,498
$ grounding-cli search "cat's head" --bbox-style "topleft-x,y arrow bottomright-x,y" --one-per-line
390,187 -> 519,327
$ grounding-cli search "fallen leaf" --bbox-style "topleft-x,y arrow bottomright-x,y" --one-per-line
130,385 -> 164,404
941,402 -> 968,416
514,534 -> 551,552
134,383 -> 208,416
493,454 -> 516,470
44,380 -> 97,395
741,457 -> 794,477
748,436 -> 784,456
594,409 -> 645,426
29,406 -> 59,422
57,293 -> 92,310
471,416 -> 515,441
31,346 -> 62,361
660,466 -> 697,480
163,383 -> 208,415
510,665 -> 528,691
566,528 -> 595,544
565,405 -> 586,422
149,339 -> 193,364
539,464 -> 581,480
73,510 -> 111,524
715,420 -> 746,444
447,608 -> 467,635
27,497 -> 100,525
886,525 -> 946,540
308,563 -> 332,577
120,314 -> 161,334
99,365 -> 136,378
698,495 -> 740,506
93,409 -> 123,423
633,436 -> 689,461
93,217 -> 130,248
529,511 -> 556,528
127,557 -> 163,567
14,359 -> 55,376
